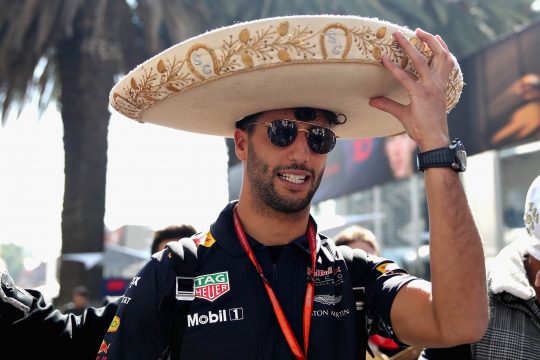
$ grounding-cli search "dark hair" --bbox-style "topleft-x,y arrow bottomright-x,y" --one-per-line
72,285 -> 90,298
235,107 -> 346,133
151,224 -> 197,254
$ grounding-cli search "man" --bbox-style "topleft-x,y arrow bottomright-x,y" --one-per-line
151,224 -> 197,254
0,224 -> 196,359
384,133 -> 418,180
335,225 -> 421,360
99,15 -> 487,360
334,225 -> 380,255
422,175 -> 540,359
59,285 -> 91,316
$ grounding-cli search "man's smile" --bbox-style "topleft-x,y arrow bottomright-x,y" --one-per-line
278,172 -> 308,184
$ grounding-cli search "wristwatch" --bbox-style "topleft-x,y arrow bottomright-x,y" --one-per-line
416,138 -> 467,172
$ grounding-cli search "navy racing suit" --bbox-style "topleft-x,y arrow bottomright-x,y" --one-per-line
98,202 -> 417,359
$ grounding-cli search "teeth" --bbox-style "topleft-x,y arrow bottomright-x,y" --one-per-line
280,173 -> 306,184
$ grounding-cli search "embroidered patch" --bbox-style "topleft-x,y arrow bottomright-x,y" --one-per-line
307,266 -> 344,286
187,307 -> 244,327
98,340 -> 111,355
314,294 -> 342,306
376,262 -> 401,274
107,316 -> 120,333
194,271 -> 230,301
192,231 -> 216,248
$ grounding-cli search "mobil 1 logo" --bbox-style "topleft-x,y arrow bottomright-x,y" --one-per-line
187,307 -> 244,327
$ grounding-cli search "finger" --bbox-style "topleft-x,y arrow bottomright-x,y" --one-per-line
369,96 -> 407,122
393,31 -> 430,78
380,54 -> 417,93
435,34 -> 449,53
416,29 -> 454,75
416,29 -> 446,56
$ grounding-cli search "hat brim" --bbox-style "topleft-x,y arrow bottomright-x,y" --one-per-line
110,15 -> 463,139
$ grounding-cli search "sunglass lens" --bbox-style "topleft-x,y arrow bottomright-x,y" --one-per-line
308,127 -> 336,154
268,120 -> 297,147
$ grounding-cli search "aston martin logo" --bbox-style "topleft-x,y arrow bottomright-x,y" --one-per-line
314,294 -> 342,306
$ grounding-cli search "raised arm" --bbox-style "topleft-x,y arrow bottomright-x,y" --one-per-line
369,28 -> 489,347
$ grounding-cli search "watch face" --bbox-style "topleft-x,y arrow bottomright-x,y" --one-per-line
456,149 -> 467,171
454,141 -> 467,171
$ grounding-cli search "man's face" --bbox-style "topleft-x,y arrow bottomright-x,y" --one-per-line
73,293 -> 88,308
384,133 -> 417,179
348,241 -> 377,255
242,109 -> 329,213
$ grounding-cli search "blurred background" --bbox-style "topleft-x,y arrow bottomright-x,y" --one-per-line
1,0 -> 539,305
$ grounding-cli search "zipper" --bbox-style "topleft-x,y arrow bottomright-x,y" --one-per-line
272,263 -> 278,280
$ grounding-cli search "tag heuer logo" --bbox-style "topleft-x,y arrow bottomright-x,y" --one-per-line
195,271 -> 230,301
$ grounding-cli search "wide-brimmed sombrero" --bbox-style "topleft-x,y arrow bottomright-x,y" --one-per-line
110,15 -> 463,139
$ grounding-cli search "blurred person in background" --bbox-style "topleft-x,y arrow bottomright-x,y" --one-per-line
384,133 -> 418,180
421,174 -> 540,359
151,224 -> 197,254
59,285 -> 91,316
334,225 -> 380,255
335,225 -> 422,360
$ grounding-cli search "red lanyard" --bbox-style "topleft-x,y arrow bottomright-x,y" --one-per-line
232,206 -> 317,360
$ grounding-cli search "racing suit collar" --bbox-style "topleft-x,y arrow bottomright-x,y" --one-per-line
209,201 -> 322,257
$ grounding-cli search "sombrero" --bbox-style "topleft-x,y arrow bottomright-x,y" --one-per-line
110,15 -> 463,139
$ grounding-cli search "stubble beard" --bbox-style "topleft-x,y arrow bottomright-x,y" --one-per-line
246,144 -> 324,219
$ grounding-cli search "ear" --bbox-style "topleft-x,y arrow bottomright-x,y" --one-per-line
234,128 -> 248,161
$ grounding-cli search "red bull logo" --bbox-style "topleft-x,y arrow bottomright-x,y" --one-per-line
307,266 -> 342,277
98,340 -> 111,354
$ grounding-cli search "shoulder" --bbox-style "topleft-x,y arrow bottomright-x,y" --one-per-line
331,241 -> 412,284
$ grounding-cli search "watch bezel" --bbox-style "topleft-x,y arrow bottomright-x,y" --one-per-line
450,138 -> 467,172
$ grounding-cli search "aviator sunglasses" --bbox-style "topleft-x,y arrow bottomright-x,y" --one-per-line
247,119 -> 338,154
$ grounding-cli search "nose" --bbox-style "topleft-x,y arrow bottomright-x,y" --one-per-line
288,129 -> 311,163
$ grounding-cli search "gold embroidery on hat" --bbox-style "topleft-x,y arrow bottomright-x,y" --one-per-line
276,21 -> 289,36
320,24 -> 352,59
376,27 -> 386,39
277,49 -> 291,62
187,44 -> 219,80
239,28 -> 251,44
111,20 -> 463,120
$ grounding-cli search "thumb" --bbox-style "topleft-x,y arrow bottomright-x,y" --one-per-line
369,96 -> 406,122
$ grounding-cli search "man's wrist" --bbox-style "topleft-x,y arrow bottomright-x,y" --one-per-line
417,136 -> 450,153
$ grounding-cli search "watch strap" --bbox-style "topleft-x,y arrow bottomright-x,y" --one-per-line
416,147 -> 454,171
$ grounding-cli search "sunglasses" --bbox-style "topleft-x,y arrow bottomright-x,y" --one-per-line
247,119 -> 337,154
